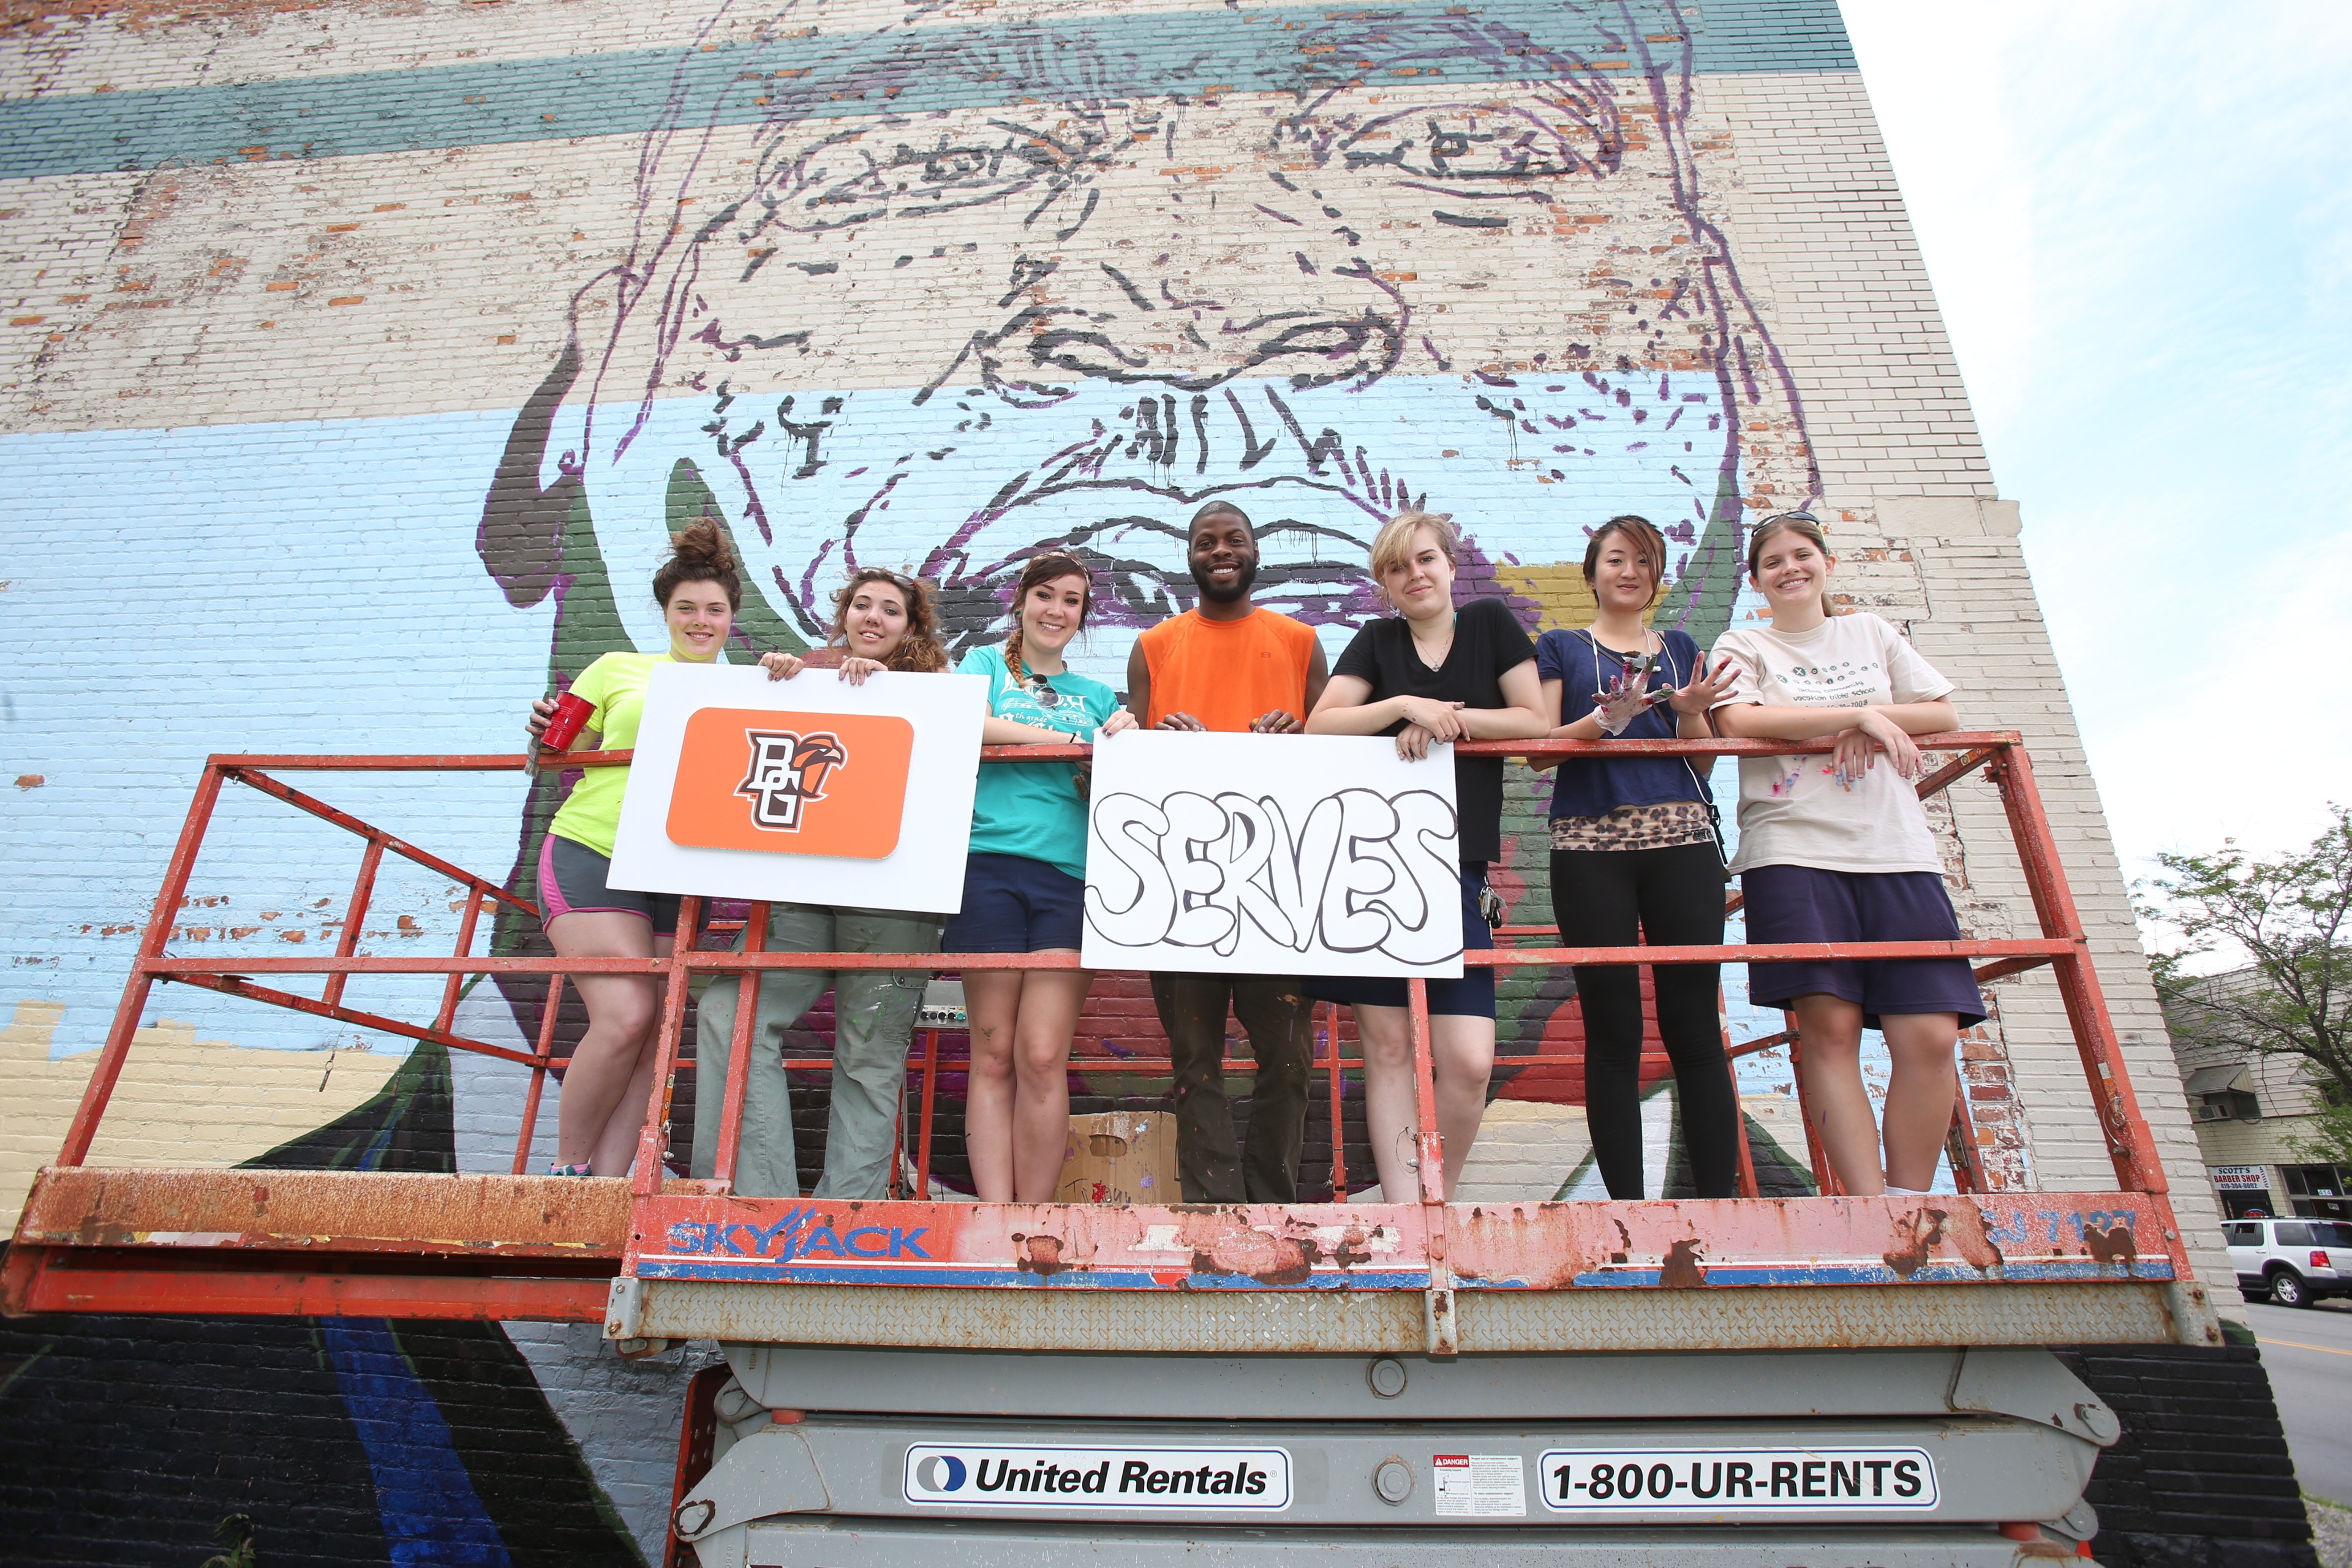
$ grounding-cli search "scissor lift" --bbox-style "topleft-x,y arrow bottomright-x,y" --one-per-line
4,734 -> 2213,1564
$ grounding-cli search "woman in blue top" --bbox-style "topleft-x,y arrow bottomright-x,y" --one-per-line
947,552 -> 1139,1201
1533,514 -> 1741,1199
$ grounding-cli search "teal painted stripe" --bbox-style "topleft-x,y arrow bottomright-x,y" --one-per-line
0,0 -> 1851,181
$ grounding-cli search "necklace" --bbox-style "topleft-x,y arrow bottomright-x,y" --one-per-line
1583,625 -> 1678,695
1589,623 -> 1656,671
1409,614 -> 1455,672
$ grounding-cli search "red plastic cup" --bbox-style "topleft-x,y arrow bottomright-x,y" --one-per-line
541,692 -> 595,751
526,692 -> 596,777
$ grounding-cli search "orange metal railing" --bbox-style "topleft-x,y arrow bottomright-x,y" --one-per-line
1,732 -> 2193,1333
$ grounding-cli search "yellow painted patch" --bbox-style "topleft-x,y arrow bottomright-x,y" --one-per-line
1500,561 -> 1683,637
1,1000 -> 405,1229
1499,562 -> 1597,633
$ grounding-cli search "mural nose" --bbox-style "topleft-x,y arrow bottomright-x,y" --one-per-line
996,256 -> 1405,396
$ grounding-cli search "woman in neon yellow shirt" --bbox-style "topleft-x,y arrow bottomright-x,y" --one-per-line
525,521 -> 804,1177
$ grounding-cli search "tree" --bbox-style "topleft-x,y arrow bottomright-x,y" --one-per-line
2135,806 -> 2352,1164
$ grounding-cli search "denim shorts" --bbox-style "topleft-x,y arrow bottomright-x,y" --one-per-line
538,832 -> 686,937
1305,864 -> 1496,1020
943,852 -> 1087,953
1741,863 -> 1986,1027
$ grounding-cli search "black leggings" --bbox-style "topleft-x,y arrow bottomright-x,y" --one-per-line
1551,841 -> 1741,1200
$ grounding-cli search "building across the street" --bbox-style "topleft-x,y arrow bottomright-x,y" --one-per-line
2166,967 -> 2350,1221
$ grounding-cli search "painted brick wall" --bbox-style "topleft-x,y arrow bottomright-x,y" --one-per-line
2059,1344 -> 2318,1566
0,0 -> 2263,1559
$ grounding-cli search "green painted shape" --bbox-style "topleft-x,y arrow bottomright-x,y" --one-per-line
664,458 -> 809,660
1659,466 -> 1747,652
1740,1108 -> 1821,1198
243,1041 -> 456,1175
554,482 -> 639,682
483,484 -> 644,963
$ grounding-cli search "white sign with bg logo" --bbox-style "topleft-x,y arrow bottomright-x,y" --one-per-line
607,664 -> 986,913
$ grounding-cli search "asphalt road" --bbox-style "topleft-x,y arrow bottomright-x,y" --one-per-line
2245,1297 -> 2352,1507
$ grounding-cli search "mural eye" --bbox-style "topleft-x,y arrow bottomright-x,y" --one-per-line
768,132 -> 1082,233
1338,110 -> 1586,184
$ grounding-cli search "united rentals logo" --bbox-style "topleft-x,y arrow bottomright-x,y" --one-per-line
734,729 -> 847,831
902,1444 -> 1291,1511
668,708 -> 914,859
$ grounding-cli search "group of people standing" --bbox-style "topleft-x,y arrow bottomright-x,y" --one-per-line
525,501 -> 1983,1207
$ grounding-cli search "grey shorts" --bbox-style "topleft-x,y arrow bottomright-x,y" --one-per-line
537,832 -> 686,936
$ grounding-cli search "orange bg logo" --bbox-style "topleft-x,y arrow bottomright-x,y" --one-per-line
668,708 -> 914,859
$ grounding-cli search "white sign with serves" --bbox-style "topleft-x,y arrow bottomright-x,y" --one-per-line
1080,731 -> 1464,979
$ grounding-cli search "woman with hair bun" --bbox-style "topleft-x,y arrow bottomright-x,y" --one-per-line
946,553 -> 1138,1202
1304,510 -> 1550,1202
692,567 -> 954,1200
526,521 -> 803,1177
1709,511 -> 1981,1198
1532,514 -> 1743,1200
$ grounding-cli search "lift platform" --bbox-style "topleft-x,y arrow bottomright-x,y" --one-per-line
1,733 -> 2210,1564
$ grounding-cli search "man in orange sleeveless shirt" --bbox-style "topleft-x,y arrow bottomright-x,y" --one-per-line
1125,501 -> 1330,1202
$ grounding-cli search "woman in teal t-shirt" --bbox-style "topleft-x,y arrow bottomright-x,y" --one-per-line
944,552 -> 1136,1202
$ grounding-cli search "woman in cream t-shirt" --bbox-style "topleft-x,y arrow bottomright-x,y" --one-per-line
1709,512 -> 1985,1199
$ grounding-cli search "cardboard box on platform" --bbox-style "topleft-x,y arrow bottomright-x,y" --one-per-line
1055,1110 -> 1177,1204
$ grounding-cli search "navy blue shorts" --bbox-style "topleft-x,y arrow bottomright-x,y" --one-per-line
944,852 -> 1086,953
1741,864 -> 1986,1028
1306,865 -> 1496,1020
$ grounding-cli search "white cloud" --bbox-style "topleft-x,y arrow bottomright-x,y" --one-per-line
1841,0 -> 2352,875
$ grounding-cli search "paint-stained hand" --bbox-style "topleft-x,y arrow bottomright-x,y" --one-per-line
1396,722 -> 1444,761
761,650 -> 806,682
1669,655 -> 1738,716
1829,726 -> 1874,790
1250,709 -> 1303,734
1396,696 -> 1466,742
1157,711 -> 1208,731
1836,710 -> 1924,785
1591,658 -> 1668,737
837,656 -> 885,685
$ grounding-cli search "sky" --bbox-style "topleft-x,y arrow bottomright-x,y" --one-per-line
1838,1 -> 2352,913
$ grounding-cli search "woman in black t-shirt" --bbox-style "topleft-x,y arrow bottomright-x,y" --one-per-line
1305,510 -> 1549,1202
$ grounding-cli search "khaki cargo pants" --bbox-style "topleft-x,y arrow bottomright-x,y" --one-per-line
692,903 -> 943,1200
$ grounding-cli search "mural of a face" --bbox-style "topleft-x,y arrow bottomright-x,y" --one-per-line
467,1 -> 1822,1115
481,5 -> 1814,672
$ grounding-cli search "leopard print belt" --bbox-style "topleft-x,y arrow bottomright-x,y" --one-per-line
1549,799 -> 1716,853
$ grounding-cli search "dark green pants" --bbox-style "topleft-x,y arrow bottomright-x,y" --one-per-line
1152,973 -> 1316,1204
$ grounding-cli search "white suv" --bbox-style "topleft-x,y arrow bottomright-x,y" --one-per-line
2225,1217 -> 2352,1308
